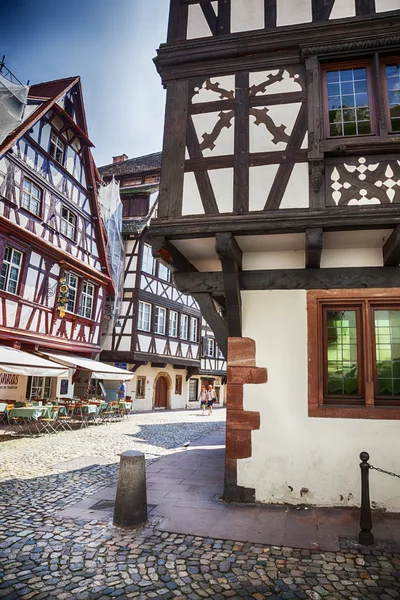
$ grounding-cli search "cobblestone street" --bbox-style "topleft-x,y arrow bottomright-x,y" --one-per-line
0,409 -> 400,600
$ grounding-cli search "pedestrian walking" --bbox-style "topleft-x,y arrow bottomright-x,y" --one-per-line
118,380 -> 127,401
198,384 -> 207,415
207,384 -> 216,415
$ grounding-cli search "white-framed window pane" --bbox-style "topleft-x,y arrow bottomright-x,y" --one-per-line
66,272 -> 78,313
0,247 -> 23,295
158,263 -> 170,281
30,376 -> 52,399
207,338 -> 215,357
80,281 -> 94,319
169,311 -> 178,337
21,178 -> 41,216
50,132 -> 65,163
142,244 -> 155,275
155,306 -> 166,335
60,206 -> 76,239
181,314 -> 189,340
138,301 -> 151,331
189,379 -> 198,401
190,317 -> 198,342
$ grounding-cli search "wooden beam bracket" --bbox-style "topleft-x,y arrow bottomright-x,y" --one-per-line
306,227 -> 323,269
216,233 -> 242,338
383,226 -> 400,266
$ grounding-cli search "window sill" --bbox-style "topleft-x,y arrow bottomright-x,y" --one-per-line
309,404 -> 400,420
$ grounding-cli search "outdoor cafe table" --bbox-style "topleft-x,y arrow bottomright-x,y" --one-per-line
119,401 -> 132,412
8,406 -> 47,420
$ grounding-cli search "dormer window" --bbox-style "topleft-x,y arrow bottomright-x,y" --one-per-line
60,206 -> 77,240
49,132 -> 65,164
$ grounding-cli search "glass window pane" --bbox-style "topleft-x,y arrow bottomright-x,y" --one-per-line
326,310 -> 359,396
326,67 -> 371,137
375,310 -> 400,397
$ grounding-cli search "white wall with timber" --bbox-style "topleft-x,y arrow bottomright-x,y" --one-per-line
121,363 -> 190,411
185,0 -> 398,39
239,288 -> 400,511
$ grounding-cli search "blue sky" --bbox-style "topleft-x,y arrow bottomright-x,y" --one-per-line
0,0 -> 169,167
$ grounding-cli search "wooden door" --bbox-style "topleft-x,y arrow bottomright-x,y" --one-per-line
155,376 -> 168,408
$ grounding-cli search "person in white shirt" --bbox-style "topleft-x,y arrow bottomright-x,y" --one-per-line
207,385 -> 216,415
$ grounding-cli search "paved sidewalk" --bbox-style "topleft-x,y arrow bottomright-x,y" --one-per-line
62,428 -> 400,553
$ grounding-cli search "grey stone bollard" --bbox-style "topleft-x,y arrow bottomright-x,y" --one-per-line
113,450 -> 147,528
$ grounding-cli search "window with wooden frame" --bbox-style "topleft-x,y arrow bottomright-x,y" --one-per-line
21,177 -> 42,216
308,290 -> 400,419
189,378 -> 198,402
190,317 -> 198,342
80,281 -> 95,320
321,55 -> 400,139
138,301 -> 151,332
175,375 -> 182,395
154,306 -> 166,335
0,246 -> 23,295
60,206 -> 77,240
145,174 -> 160,184
136,376 -> 146,399
381,57 -> 400,133
169,310 -> 178,337
142,243 -> 155,275
180,314 -> 189,340
65,272 -> 79,313
49,131 -> 65,164
322,60 -> 375,138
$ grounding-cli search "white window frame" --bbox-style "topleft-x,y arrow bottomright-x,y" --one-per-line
66,272 -> 79,313
169,310 -> 178,338
49,131 -> 65,164
80,281 -> 95,320
138,301 -> 151,332
180,314 -> 189,340
142,244 -> 155,275
30,376 -> 52,400
158,263 -> 170,282
0,246 -> 23,295
60,206 -> 77,240
207,338 -> 215,357
155,306 -> 166,335
190,317 -> 198,342
21,178 -> 41,216
189,379 -> 198,402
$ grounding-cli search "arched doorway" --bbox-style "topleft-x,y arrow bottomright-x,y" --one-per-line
154,375 -> 168,408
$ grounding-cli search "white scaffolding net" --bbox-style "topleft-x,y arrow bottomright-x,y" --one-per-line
98,178 -> 124,333
0,66 -> 29,145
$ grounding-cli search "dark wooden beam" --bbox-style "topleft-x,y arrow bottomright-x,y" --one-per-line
174,267 -> 400,294
306,228 -> 323,269
233,72 -> 249,215
215,232 -> 243,269
192,293 -> 228,358
158,80 -> 188,218
216,233 -> 242,338
383,226 -> 400,266
152,236 -> 198,273
355,0 -> 376,16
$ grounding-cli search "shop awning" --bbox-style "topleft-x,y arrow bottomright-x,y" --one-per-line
43,352 -> 134,381
0,346 -> 69,377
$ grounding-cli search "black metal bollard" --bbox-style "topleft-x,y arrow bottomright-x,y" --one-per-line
359,452 -> 374,546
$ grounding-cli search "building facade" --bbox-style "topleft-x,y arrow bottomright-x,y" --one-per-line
0,67 -> 113,401
151,1 -> 400,510
99,153 -> 225,409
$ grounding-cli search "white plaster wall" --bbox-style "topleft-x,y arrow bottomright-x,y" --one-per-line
231,0 -> 264,33
183,172 -> 205,216
321,248 -> 383,268
329,0 -> 356,18
192,112 -> 235,158
249,165 -> 279,212
375,0 -> 400,12
243,250 -> 305,270
250,103 -> 301,153
280,163 -> 309,209
208,168 -> 233,213
192,77 -> 235,104
187,2 -> 218,39
240,290 -> 400,511
126,364 -> 189,411
250,70 -> 302,95
277,0 -> 312,26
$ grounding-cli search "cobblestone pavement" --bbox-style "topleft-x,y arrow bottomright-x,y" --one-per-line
1,409 -> 400,600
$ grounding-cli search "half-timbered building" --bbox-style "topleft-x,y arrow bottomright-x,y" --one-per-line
0,64 -> 114,401
151,1 -> 400,509
100,153 -> 223,409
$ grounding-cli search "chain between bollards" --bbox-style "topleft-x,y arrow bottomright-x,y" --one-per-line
359,452 -> 374,546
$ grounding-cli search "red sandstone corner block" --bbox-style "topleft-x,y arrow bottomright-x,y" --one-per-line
228,337 -> 256,367
228,366 -> 268,385
226,384 -> 244,410
227,409 -> 261,431
226,429 -> 252,460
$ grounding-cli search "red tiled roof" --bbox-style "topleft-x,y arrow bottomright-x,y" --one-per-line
28,76 -> 79,100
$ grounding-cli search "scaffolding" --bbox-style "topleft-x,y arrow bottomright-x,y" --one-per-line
0,57 -> 29,145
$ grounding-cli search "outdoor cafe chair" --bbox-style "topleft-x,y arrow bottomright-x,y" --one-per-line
38,406 -> 60,435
